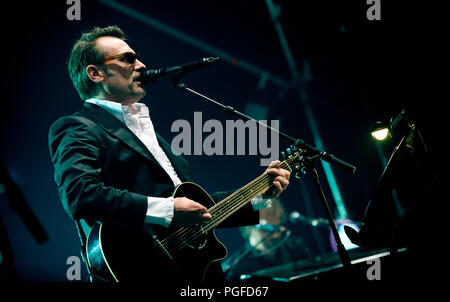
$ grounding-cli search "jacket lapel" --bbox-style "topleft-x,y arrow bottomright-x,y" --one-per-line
80,102 -> 160,167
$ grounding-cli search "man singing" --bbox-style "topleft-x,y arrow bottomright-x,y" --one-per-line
48,25 -> 290,285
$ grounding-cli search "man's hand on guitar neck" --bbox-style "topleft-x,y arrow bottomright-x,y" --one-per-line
172,197 -> 212,227
262,160 -> 291,199
170,160 -> 290,228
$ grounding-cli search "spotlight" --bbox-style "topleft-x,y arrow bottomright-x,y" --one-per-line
371,109 -> 408,141
371,121 -> 390,141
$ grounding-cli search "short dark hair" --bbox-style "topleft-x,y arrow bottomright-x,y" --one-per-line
68,25 -> 126,100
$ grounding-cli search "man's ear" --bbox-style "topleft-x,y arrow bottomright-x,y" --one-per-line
86,65 -> 105,83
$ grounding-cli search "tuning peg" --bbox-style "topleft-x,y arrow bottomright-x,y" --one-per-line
286,148 -> 291,155
281,151 -> 286,159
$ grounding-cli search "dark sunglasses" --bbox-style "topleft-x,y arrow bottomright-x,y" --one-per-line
104,52 -> 140,64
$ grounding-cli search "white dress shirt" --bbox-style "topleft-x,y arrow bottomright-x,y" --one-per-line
86,98 -> 271,228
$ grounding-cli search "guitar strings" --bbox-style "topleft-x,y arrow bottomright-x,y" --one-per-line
204,159 -> 295,233
162,172 -> 273,253
160,159 -> 295,253
160,157 -> 297,253
159,173 -> 270,250
160,172 -> 272,252
158,166 -> 277,248
164,170 -> 280,253
198,159 -> 293,231
162,159 -> 294,253
170,173 -> 275,252
160,160 -> 285,248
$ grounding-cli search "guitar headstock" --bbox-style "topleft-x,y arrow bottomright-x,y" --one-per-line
281,142 -> 307,179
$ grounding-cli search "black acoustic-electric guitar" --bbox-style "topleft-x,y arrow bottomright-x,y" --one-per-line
86,146 -> 305,284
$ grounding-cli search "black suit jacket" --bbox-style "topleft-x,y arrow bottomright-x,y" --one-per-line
49,102 -> 259,230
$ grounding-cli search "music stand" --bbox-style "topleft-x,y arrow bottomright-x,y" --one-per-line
345,120 -> 434,253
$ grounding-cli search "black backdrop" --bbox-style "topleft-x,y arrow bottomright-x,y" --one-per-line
0,0 -> 442,282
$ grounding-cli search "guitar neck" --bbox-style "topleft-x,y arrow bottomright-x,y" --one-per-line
204,160 -> 293,231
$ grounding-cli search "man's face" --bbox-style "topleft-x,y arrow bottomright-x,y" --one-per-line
95,36 -> 147,105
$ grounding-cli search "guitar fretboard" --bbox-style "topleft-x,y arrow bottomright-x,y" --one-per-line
159,152 -> 302,255
204,159 -> 294,232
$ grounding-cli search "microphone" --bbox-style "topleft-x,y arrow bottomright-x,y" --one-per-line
137,56 -> 220,84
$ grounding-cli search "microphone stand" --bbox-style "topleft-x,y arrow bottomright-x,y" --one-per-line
172,80 -> 356,173
171,78 -> 355,271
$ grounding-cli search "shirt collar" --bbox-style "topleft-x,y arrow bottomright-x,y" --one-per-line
85,98 -> 149,123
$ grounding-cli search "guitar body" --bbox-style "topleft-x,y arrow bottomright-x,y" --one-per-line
86,182 -> 228,284
85,143 -> 302,285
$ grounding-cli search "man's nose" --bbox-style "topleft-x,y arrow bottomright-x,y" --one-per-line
135,59 -> 146,70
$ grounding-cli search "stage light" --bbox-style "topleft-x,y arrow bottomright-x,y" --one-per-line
371,109 -> 409,142
371,121 -> 390,141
